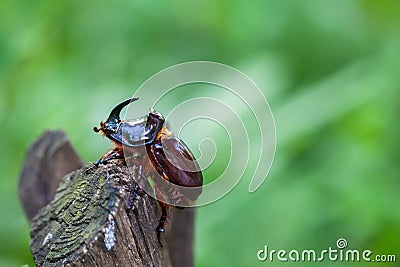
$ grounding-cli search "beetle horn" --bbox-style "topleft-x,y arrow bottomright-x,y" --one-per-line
106,97 -> 139,124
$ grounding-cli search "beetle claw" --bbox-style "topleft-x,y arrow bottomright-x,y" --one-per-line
156,226 -> 165,247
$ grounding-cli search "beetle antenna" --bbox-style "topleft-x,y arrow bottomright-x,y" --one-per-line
106,97 -> 139,123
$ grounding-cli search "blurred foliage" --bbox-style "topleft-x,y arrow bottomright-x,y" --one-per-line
1,0 -> 400,266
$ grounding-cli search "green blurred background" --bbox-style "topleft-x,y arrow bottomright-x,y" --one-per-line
1,0 -> 400,266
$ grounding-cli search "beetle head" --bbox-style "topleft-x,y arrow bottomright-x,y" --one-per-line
94,97 -> 139,135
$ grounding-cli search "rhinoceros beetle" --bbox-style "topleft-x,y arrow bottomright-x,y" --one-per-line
93,97 -> 203,239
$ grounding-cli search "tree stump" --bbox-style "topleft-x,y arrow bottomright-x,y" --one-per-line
19,131 -> 195,267
19,130 -> 84,221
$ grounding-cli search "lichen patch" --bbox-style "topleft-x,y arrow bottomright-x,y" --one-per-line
104,216 -> 116,250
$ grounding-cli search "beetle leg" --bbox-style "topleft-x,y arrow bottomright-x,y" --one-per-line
126,183 -> 140,210
95,148 -> 124,166
126,165 -> 145,210
156,201 -> 170,244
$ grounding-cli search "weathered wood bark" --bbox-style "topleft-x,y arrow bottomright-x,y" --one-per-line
30,162 -> 171,267
19,130 -> 84,221
165,208 -> 196,267
19,130 -> 195,267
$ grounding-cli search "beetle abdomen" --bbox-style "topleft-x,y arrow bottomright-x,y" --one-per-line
146,136 -> 203,201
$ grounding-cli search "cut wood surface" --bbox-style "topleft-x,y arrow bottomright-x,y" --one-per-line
19,130 -> 195,267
